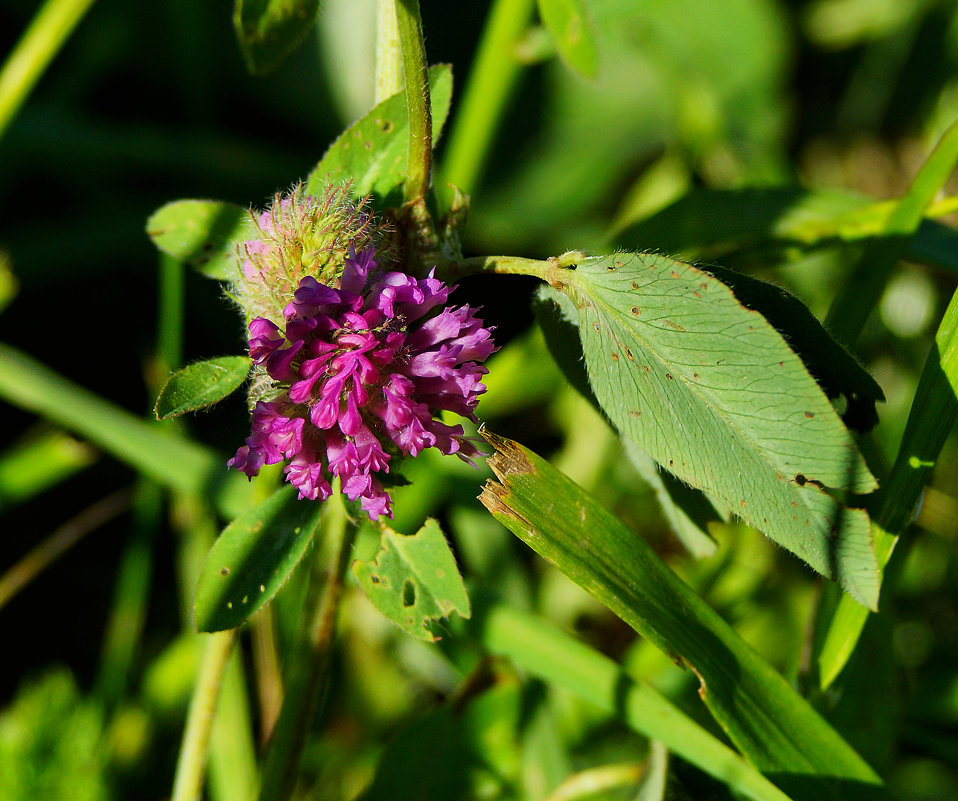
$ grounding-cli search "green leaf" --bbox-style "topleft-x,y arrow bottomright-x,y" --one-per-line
533,285 -> 721,557
193,487 -> 322,632
700,264 -> 884,432
233,0 -> 320,75
552,252 -> 879,608
538,0 -> 599,79
306,64 -> 453,207
154,356 -> 252,420
479,431 -> 887,800
146,200 -> 250,280
353,518 -> 470,641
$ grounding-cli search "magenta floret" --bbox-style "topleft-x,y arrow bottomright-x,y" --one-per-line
227,248 -> 496,520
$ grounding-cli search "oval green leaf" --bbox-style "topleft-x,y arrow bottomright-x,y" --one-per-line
194,486 -> 322,632
154,356 -> 252,420
146,200 -> 250,280
306,64 -> 454,207
234,0 -> 320,75
538,0 -> 599,79
353,518 -> 470,641
552,251 -> 880,608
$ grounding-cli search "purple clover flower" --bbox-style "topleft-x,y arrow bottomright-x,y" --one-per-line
228,248 -> 496,520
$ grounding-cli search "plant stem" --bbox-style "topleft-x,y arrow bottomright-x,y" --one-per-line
437,250 -> 587,283
0,0 -> 97,142
257,494 -> 354,801
375,0 -> 402,103
171,630 -> 237,801
440,0 -> 537,198
395,0 -> 431,206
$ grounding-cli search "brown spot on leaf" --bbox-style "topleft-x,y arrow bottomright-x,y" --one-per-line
692,372 -> 699,379
693,291 -> 701,298
611,352 -> 619,361
625,348 -> 634,360
671,270 -> 680,278
631,306 -> 640,315
631,281 -> 639,289
629,409 -> 641,418
593,321 -> 600,331
804,411 -> 815,419
665,373 -> 673,380
220,567 -> 230,577
794,474 -> 807,486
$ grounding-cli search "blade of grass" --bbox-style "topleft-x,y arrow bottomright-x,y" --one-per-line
817,284 -> 958,687
95,482 -> 161,707
0,342 -> 251,517
0,429 -> 96,510
479,431 -> 886,800
826,117 -> 958,345
439,0 -> 537,199
460,592 -> 793,801
0,0 -> 97,141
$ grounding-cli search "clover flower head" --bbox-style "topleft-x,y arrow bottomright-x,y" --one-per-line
231,182 -> 392,327
228,246 -> 497,520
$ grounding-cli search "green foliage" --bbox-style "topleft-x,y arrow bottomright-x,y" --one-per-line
0,670 -> 111,801
353,518 -> 471,641
3,0 -> 958,799
479,430 -> 885,799
193,487 -> 322,632
306,64 -> 453,208
233,0 -> 321,75
154,356 -> 252,420
548,251 -> 880,608
146,200 -> 251,281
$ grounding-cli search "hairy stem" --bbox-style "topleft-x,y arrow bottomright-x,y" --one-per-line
395,0 -> 431,205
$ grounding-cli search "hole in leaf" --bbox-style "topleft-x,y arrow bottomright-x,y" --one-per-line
401,579 -> 416,608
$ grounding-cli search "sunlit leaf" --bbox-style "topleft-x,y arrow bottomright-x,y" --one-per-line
550,251 -> 880,608
233,0 -> 320,75
538,0 -> 599,79
701,264 -> 884,432
193,487 -> 322,632
154,356 -> 252,420
479,430 -> 886,799
146,200 -> 250,280
306,65 -> 453,207
353,518 -> 470,641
